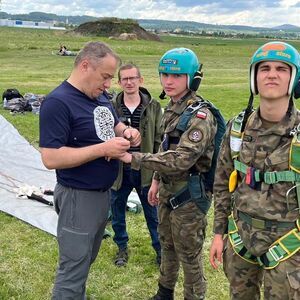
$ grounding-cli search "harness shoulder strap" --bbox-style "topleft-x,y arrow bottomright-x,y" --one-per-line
290,125 -> 300,174
230,110 -> 255,159
176,96 -> 226,192
176,97 -> 206,132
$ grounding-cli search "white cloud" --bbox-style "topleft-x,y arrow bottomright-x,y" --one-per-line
1,0 -> 299,27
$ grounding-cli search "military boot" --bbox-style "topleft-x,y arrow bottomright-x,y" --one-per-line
149,283 -> 174,300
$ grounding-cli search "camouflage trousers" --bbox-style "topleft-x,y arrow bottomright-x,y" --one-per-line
223,237 -> 300,300
158,199 -> 207,300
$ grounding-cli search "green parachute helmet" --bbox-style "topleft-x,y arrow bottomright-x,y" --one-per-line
158,48 -> 201,90
250,41 -> 300,96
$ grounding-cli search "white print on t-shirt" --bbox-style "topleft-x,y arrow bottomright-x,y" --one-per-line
94,106 -> 115,141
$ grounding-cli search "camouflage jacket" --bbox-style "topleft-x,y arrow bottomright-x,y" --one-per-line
131,92 -> 217,197
213,104 -> 300,256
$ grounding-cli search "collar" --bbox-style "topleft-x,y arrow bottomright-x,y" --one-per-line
115,87 -> 152,107
247,104 -> 299,137
166,91 -> 196,115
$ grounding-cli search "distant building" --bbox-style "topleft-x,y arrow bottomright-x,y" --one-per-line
174,28 -> 182,33
0,19 -> 65,30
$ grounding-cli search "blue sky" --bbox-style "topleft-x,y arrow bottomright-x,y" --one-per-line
1,0 -> 300,27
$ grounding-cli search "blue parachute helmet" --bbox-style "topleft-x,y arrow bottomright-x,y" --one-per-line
158,48 -> 201,90
250,41 -> 300,96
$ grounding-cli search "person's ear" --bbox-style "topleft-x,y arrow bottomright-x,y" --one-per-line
80,59 -> 89,73
139,76 -> 144,85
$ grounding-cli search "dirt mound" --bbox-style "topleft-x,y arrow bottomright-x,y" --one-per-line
74,17 -> 160,41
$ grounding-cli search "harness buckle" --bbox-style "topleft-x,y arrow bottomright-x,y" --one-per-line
264,171 -> 278,184
231,232 -> 243,247
268,245 -> 284,262
169,196 -> 179,209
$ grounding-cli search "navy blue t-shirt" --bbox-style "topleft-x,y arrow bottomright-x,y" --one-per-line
39,81 -> 120,190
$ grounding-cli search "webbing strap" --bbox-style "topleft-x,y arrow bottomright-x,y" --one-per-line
238,210 -> 295,230
228,214 -> 259,265
168,187 -> 192,210
258,219 -> 300,269
234,160 -> 300,184
228,214 -> 300,269
231,111 -> 244,134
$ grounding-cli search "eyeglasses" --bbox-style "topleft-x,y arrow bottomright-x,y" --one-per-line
120,76 -> 140,83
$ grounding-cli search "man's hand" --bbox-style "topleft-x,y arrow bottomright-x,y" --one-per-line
41,137 -> 130,169
103,137 -> 130,159
209,234 -> 224,269
123,127 -> 141,147
148,179 -> 159,206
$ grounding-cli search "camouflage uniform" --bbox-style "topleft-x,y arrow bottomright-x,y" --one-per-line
213,105 -> 300,299
132,93 -> 217,300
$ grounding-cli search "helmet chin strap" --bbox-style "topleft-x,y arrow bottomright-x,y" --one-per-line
159,90 -> 166,100
241,93 -> 254,132
241,91 -> 294,130
294,80 -> 300,99
190,64 -> 203,92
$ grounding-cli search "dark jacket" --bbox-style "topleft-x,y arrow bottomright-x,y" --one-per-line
111,87 -> 163,189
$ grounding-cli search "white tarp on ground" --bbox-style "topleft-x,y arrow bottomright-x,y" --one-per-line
0,115 -> 58,235
0,115 -> 141,237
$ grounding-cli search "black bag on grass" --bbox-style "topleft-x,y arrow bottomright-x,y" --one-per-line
2,88 -> 23,101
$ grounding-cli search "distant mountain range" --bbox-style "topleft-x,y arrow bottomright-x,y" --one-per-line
138,19 -> 300,33
272,24 -> 300,30
0,11 -> 95,25
0,11 -> 299,33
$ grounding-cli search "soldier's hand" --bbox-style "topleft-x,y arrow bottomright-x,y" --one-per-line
119,152 -> 132,164
209,234 -> 224,269
148,179 -> 159,206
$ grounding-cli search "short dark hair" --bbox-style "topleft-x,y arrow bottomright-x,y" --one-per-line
118,63 -> 141,81
74,41 -> 120,67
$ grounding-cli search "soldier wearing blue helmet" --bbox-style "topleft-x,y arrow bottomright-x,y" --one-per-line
120,48 -> 225,299
210,41 -> 300,299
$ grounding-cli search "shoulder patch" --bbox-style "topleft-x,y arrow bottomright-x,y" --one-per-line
196,110 -> 207,119
188,129 -> 203,142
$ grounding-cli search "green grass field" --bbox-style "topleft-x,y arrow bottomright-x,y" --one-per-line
0,26 -> 299,299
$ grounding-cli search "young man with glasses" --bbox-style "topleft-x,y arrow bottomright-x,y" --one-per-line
110,63 -> 162,267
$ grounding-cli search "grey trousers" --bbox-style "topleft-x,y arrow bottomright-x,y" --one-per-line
52,183 -> 110,300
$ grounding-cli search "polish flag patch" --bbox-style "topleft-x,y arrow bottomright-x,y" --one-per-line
196,110 -> 207,119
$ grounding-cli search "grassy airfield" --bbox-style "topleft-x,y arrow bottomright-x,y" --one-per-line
0,26 -> 299,299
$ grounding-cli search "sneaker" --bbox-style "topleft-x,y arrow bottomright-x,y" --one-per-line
114,248 -> 128,267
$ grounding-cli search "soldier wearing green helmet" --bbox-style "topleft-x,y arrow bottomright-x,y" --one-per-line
120,48 -> 225,299
210,41 -> 300,299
